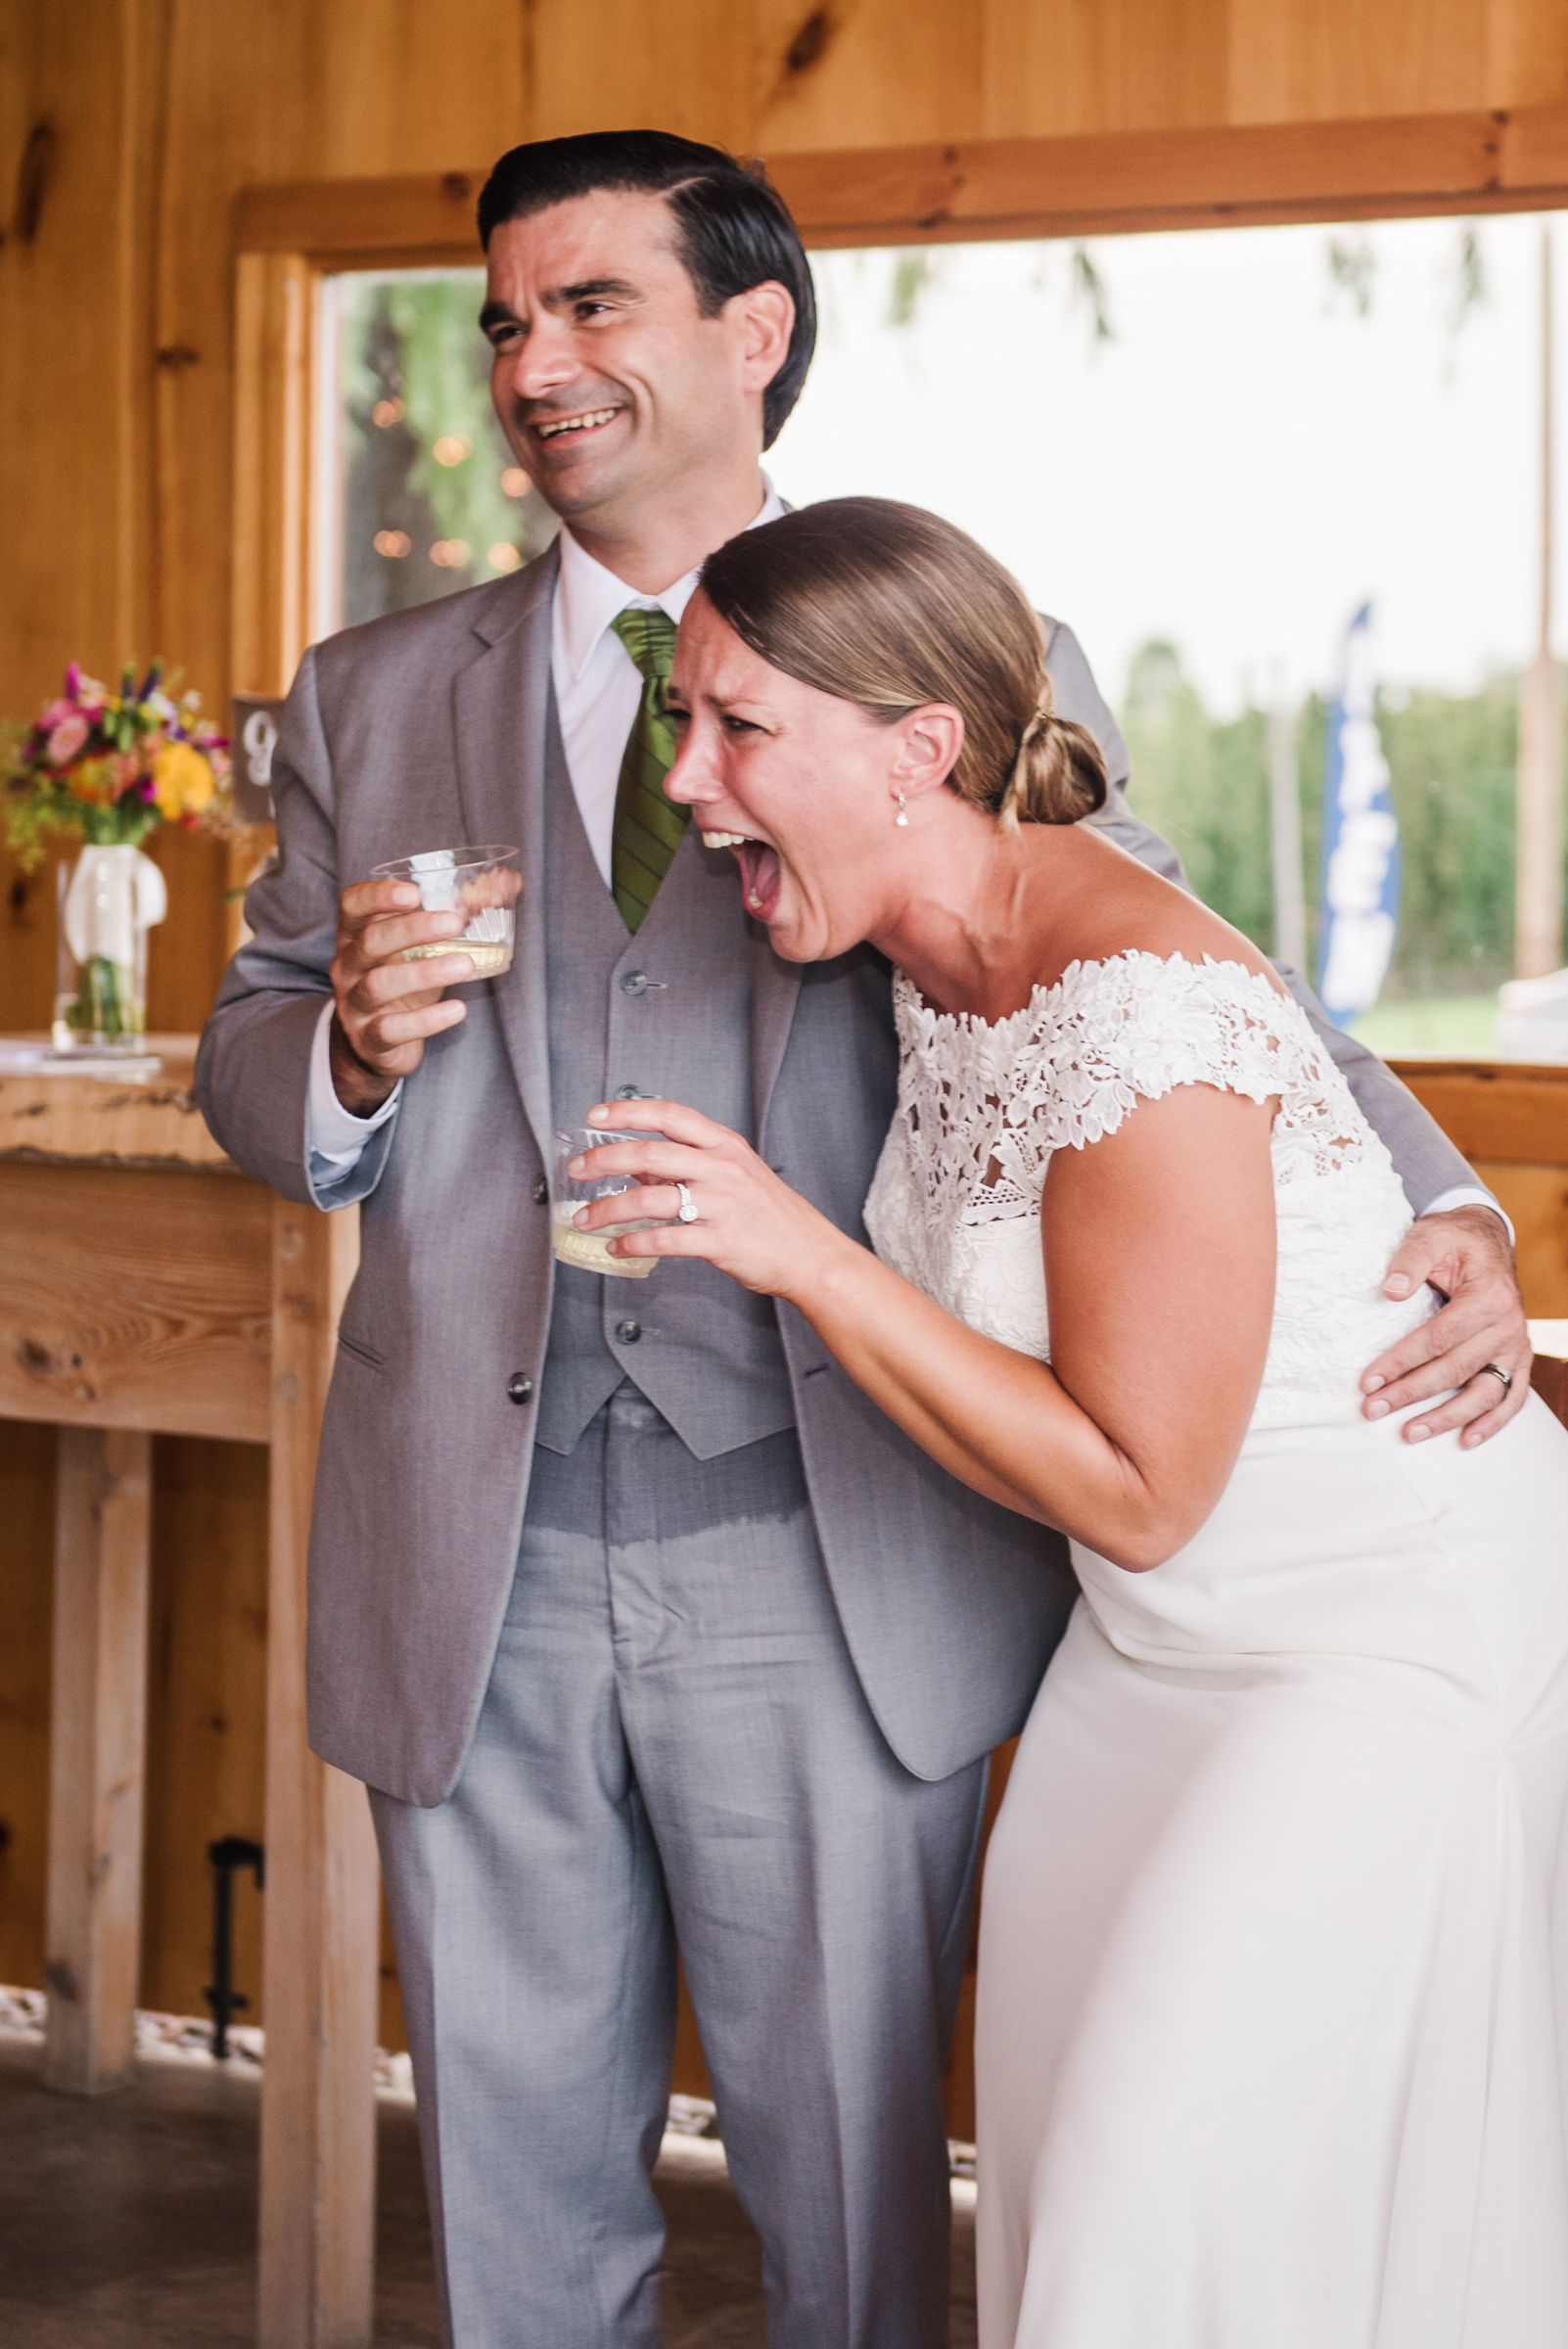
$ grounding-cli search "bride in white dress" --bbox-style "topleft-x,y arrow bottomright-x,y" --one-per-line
566,498 -> 1568,2345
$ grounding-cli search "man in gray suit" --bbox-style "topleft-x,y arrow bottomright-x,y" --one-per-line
198,131 -> 1529,2349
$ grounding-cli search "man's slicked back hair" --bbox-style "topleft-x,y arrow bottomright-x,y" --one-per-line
477,129 -> 816,450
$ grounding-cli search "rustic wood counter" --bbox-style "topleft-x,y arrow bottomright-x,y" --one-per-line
0,1036 -> 377,2349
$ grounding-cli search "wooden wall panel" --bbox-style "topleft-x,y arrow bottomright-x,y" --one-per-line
0,1423 -> 55,1995
753,0 -> 984,154
525,0 -> 754,150
139,1435 -> 269,2022
311,0 -> 530,176
981,0 -> 1231,143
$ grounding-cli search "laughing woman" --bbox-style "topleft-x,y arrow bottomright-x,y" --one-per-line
566,498 -> 1568,2349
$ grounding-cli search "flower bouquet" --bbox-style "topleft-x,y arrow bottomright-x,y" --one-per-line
3,662 -> 233,1050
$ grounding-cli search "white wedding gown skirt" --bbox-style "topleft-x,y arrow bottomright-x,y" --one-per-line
861,950 -> 1568,2349
976,1390 -> 1568,2349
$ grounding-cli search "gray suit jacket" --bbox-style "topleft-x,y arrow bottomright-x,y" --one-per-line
197,545 -> 1480,1805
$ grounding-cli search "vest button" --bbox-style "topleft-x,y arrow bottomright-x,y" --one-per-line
616,1319 -> 642,1346
531,1174 -> 547,1206
620,970 -> 648,996
507,1372 -> 534,1405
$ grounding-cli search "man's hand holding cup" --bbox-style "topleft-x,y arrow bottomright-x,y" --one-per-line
328,878 -> 477,1116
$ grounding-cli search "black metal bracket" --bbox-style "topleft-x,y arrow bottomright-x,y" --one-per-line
204,1836 -> 264,2060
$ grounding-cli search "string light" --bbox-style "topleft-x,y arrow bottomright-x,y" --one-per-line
433,435 -> 473,467
373,530 -> 411,557
487,544 -> 522,573
430,539 -> 472,568
372,397 -> 404,428
500,467 -> 531,497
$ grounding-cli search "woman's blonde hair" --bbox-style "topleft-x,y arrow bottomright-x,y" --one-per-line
700,497 -> 1107,828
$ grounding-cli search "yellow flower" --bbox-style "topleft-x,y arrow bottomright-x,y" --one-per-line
153,740 -> 215,819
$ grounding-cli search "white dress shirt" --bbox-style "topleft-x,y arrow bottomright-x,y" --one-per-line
307,483 -> 785,1170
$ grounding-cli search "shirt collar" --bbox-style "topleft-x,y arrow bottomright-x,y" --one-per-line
555,476 -> 786,684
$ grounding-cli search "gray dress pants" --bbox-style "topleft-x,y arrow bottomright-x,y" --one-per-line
372,1385 -> 989,2349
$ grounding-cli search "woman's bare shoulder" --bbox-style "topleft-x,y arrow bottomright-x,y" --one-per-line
1038,827 -> 1283,994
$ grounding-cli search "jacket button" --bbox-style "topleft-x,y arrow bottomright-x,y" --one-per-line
620,970 -> 648,996
616,1319 -> 642,1345
614,1083 -> 640,1100
507,1372 -> 534,1405
532,1174 -> 547,1206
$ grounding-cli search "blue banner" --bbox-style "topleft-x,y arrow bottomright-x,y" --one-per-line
1316,604 -> 1400,1028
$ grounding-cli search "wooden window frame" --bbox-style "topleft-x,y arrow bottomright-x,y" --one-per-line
232,101 -> 1568,696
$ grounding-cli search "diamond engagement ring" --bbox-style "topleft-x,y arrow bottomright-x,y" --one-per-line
675,1181 -> 699,1224
1475,1362 -> 1513,1395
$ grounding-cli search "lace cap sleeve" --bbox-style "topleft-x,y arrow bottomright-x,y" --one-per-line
1031,951 -> 1314,1154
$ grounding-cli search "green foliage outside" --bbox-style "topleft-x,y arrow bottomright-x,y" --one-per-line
1119,642 -> 1524,1006
340,272 -> 557,628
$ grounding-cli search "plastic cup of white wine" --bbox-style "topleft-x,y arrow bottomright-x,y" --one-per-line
370,844 -> 522,980
552,1126 -> 663,1279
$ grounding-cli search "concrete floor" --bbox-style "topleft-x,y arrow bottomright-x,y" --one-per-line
0,2036 -> 977,2346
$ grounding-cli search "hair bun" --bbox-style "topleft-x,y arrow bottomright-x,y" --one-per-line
997,684 -> 1107,830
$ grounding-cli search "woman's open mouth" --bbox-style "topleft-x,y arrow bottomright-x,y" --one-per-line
702,830 -> 782,922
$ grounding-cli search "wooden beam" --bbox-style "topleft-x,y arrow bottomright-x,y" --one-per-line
259,1194 -> 379,2349
43,1427 -> 153,2096
233,101 -> 1568,265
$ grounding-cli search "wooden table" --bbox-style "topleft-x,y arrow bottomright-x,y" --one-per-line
0,1037 -> 378,2349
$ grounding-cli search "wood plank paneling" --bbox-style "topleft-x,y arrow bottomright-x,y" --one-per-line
140,1433 -> 269,2024
982,0 -> 1232,142
0,1422 -> 55,1996
0,1162 -> 271,1440
525,0 -> 753,150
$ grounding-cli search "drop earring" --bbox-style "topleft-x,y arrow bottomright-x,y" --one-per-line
895,791 -> 909,827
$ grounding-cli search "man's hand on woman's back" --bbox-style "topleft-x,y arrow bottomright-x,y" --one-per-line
1361,1206 -> 1532,1447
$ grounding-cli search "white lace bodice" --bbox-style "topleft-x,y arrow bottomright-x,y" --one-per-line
862,951 -> 1433,1425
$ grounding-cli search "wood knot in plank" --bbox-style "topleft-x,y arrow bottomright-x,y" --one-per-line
783,6 -> 833,76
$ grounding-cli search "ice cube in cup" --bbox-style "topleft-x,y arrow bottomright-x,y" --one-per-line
370,844 -> 522,980
552,1126 -> 661,1279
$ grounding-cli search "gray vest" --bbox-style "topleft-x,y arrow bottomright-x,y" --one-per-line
533,703 -> 796,1460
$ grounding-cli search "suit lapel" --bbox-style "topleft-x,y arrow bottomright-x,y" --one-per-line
750,922 -> 803,1147
453,543 -> 560,1168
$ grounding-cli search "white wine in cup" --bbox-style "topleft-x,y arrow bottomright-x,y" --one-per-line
552,1126 -> 666,1279
370,845 -> 522,979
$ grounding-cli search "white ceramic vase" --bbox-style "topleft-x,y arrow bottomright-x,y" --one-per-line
53,843 -> 168,1051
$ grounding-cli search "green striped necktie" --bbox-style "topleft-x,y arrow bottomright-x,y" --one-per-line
609,606 -> 688,934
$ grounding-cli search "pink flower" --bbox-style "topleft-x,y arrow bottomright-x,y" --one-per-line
40,699 -> 75,730
47,713 -> 90,765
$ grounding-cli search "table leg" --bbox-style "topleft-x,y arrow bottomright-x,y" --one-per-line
259,1196 -> 380,2349
43,1426 -> 153,2095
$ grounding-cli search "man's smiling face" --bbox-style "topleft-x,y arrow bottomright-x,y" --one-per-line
481,190 -> 764,533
